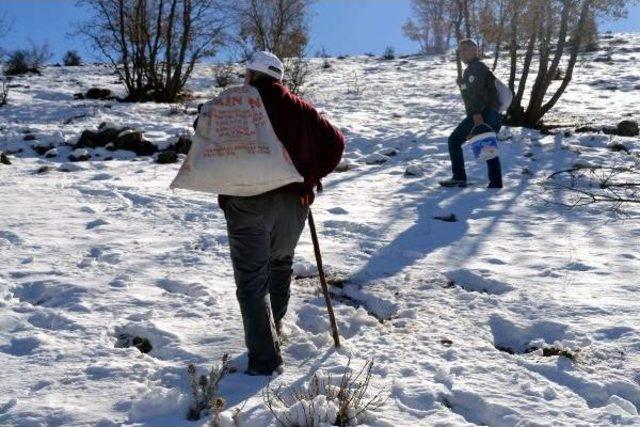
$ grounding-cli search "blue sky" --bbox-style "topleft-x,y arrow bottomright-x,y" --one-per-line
1,0 -> 639,63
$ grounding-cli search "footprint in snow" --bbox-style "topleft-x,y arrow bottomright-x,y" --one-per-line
322,220 -> 377,237
327,207 -> 348,215
155,278 -> 210,298
27,311 -> 82,331
86,219 -> 109,230
89,173 -> 113,181
0,336 -> 42,356
0,230 -> 23,246
113,323 -> 199,361
12,280 -> 87,311
443,269 -> 514,295
564,261 -> 596,272
82,245 -> 122,265
489,314 -> 570,355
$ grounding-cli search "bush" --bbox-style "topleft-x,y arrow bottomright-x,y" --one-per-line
186,354 -> 236,422
4,44 -> 52,76
265,358 -> 386,426
214,63 -> 235,88
284,56 -> 310,95
382,46 -> 395,60
318,47 -> 331,69
0,77 -> 8,107
63,50 -> 82,66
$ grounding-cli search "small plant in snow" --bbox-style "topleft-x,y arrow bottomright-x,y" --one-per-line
4,43 -> 52,76
214,63 -> 236,88
63,50 -> 82,66
346,72 -> 362,96
265,358 -> 386,426
187,354 -> 236,423
0,77 -> 8,107
382,46 -> 395,60
318,47 -> 331,70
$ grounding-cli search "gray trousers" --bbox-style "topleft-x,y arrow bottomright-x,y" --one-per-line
223,191 -> 308,372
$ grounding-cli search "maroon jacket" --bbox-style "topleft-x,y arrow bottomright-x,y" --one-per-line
216,79 -> 345,207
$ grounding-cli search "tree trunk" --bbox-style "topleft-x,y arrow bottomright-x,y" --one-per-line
492,0 -> 506,72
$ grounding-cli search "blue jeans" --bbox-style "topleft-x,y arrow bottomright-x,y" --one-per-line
448,109 -> 502,186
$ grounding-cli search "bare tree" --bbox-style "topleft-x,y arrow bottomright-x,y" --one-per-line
234,0 -> 312,93
76,0 -> 230,102
505,0 -> 634,127
403,0 -> 452,54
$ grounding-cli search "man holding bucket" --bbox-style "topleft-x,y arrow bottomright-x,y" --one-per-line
440,39 -> 503,189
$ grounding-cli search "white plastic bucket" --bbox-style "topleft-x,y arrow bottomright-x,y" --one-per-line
468,131 -> 499,162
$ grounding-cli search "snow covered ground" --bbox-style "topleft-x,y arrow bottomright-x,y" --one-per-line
1,33 -> 640,426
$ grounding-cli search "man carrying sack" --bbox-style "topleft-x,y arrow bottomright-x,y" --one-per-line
440,39 -> 505,189
171,51 -> 345,376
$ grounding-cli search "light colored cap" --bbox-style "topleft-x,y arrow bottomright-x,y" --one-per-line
246,51 -> 284,81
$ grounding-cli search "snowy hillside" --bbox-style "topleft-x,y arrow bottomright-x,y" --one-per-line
1,33 -> 640,426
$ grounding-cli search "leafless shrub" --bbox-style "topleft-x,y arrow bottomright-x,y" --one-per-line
3,42 -> 52,76
284,56 -> 310,95
214,62 -> 236,88
541,162 -> 640,212
346,71 -> 363,96
0,77 -> 8,106
265,358 -> 387,426
187,354 -> 236,423
382,46 -> 395,60
63,50 -> 82,66
318,47 -> 331,70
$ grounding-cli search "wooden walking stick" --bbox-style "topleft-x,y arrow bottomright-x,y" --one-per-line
308,209 -> 341,348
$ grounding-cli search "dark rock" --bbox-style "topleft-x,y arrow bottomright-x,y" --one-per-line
0,152 -> 11,165
168,136 -> 192,155
114,130 -> 157,156
115,333 -> 153,354
132,337 -> 153,354
609,142 -> 630,154
73,93 -> 85,100
36,165 -> 52,174
156,150 -> 178,164
434,214 -> 457,222
440,338 -> 453,347
76,128 -> 120,149
63,114 -> 88,125
23,134 -> 37,141
33,145 -> 53,156
85,88 -> 113,100
617,120 -> 639,137
44,148 -> 58,158
69,149 -> 91,162
575,125 -> 618,135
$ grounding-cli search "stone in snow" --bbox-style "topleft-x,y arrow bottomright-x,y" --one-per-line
404,165 -> 424,177
363,153 -> 390,165
44,148 -> 58,159
69,148 -> 91,162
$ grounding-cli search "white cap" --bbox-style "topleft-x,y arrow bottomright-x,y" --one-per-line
246,51 -> 284,81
